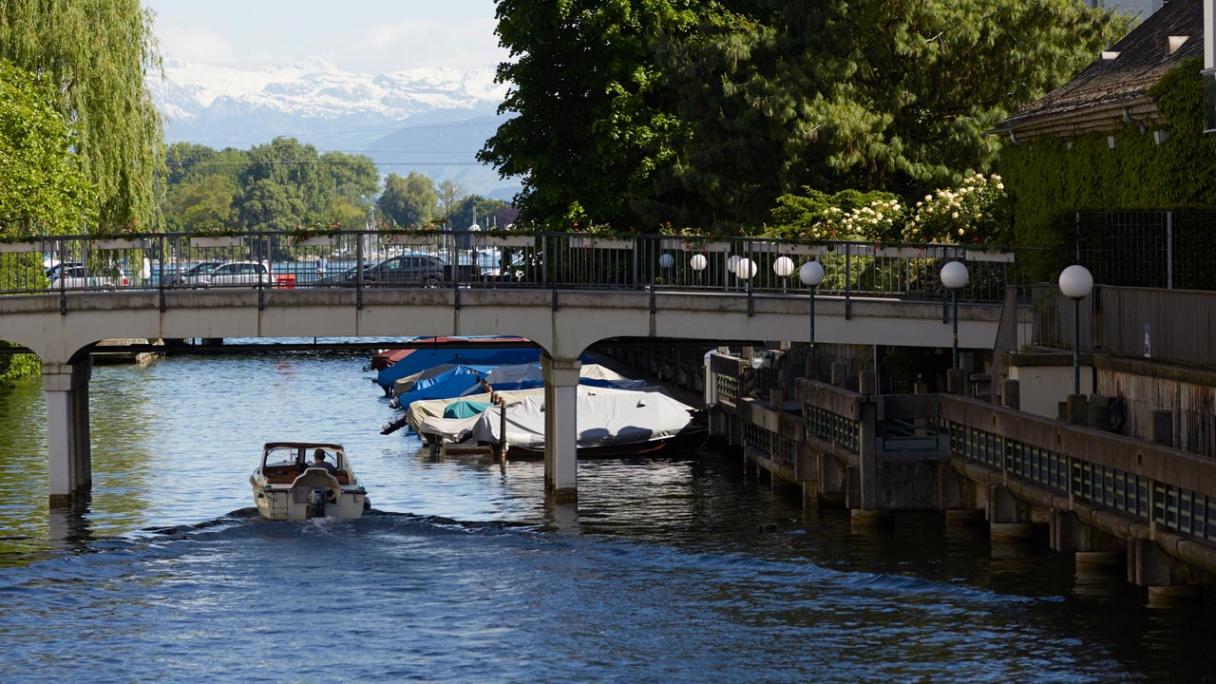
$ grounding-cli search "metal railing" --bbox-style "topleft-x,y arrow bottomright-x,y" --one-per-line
0,229 -> 1024,304
1076,210 -> 1216,291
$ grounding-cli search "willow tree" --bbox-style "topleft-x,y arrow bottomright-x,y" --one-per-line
0,0 -> 163,233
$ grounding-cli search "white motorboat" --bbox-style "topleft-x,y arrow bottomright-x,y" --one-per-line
250,442 -> 368,520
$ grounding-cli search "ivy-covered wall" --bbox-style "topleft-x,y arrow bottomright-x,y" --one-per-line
999,58 -> 1216,249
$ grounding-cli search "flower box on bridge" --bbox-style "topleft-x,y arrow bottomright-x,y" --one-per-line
90,238 -> 146,251
190,236 -> 244,249
482,235 -> 535,249
964,249 -> 1016,264
0,241 -> 46,254
747,242 -> 826,257
382,233 -> 440,247
659,238 -> 731,253
296,236 -> 336,248
569,237 -> 635,250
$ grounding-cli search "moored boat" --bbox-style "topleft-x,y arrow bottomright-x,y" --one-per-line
250,442 -> 368,520
405,386 -> 707,458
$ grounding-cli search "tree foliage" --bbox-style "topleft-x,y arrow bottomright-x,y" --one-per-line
0,0 -> 163,232
378,172 -> 439,227
482,0 -> 1127,232
0,60 -> 95,236
160,139 -> 380,233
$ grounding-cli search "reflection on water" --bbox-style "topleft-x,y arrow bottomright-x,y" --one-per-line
0,354 -> 1213,681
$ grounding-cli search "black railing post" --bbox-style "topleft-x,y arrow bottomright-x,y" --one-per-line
746,238 -> 754,318
256,232 -> 265,311
550,234 -> 559,311
844,243 -> 852,321
58,238 -> 67,315
158,234 -> 166,312
355,229 -> 364,311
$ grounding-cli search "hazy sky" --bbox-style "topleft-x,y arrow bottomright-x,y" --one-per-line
145,0 -> 506,72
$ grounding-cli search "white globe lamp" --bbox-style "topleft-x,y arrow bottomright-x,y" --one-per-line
940,260 -> 970,290
773,256 -> 795,277
1058,265 -> 1094,301
799,261 -> 825,287
734,258 -> 757,280
690,254 -> 708,272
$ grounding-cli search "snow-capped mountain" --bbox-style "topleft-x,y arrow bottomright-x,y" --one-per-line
149,59 -> 519,199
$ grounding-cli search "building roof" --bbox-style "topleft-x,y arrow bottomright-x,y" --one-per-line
996,0 -> 1203,141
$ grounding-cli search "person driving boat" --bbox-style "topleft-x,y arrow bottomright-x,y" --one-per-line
309,448 -> 338,475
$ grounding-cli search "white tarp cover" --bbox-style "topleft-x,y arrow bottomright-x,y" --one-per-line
469,386 -> 697,450
407,388 -> 542,443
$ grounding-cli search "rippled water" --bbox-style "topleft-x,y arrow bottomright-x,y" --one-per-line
0,354 -> 1213,682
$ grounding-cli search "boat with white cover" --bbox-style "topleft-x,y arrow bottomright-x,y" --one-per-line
407,386 -> 706,458
250,442 -> 368,520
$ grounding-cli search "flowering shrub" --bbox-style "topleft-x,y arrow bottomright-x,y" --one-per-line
809,197 -> 905,242
902,173 -> 1006,244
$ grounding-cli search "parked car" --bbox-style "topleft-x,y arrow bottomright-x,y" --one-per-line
165,261 -> 224,287
198,261 -> 274,288
315,255 -> 479,288
46,262 -> 126,290
315,265 -> 367,286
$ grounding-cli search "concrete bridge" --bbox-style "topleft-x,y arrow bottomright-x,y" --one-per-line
0,230 -> 1024,505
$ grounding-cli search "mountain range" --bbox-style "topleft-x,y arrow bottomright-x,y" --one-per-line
148,59 -> 520,200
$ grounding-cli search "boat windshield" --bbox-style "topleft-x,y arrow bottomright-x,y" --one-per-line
262,445 -> 346,470
263,446 -> 300,469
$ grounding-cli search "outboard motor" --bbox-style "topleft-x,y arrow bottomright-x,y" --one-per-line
307,487 -> 327,518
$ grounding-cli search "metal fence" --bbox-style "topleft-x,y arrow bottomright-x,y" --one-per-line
1076,210 -> 1216,291
1099,286 -> 1216,367
0,230 -> 1028,304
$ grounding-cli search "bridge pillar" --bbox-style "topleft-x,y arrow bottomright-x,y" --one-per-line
43,359 -> 92,506
543,356 -> 581,503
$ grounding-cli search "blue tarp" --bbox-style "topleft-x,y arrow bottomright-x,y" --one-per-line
375,344 -> 542,391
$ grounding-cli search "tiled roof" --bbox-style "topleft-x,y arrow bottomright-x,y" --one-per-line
997,0 -> 1202,136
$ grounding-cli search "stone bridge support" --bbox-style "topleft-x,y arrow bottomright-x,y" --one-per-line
43,359 -> 92,506
543,356 -> 581,503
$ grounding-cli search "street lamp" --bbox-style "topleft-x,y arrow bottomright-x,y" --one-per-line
940,260 -> 970,369
1059,264 -> 1094,396
799,260 -> 825,378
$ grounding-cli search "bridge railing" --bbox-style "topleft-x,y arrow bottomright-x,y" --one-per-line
0,229 -> 1025,304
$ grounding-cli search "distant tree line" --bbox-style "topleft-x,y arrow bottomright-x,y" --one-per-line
163,140 -> 515,233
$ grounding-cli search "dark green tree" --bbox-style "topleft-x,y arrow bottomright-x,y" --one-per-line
0,0 -> 163,232
482,0 -> 1127,231
479,0 -> 700,228
378,173 -> 438,227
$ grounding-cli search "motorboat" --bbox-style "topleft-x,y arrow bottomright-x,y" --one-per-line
250,442 -> 368,520
404,386 -> 707,458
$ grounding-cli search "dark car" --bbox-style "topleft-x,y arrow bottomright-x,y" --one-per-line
359,255 -> 479,287
315,265 -> 367,287
164,261 -> 224,287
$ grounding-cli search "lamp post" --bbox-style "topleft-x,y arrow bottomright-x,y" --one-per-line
1058,264 -> 1094,396
940,260 -> 970,369
799,260 -> 825,379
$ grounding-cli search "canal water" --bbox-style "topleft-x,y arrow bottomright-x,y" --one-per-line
0,353 -> 1213,682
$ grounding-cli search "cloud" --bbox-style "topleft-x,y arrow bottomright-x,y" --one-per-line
157,26 -> 239,64
350,18 -> 505,71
